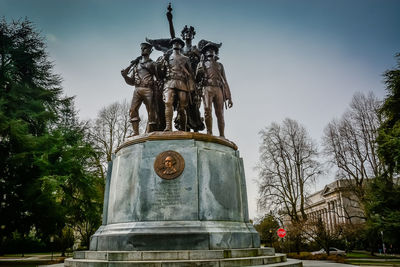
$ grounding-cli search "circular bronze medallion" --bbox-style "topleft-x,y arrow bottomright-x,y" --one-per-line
154,150 -> 185,180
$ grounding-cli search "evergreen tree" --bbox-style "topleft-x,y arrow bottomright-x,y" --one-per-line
0,18 -> 66,250
365,177 -> 400,253
0,19 -> 103,253
368,53 -> 400,253
378,53 -> 400,176
37,103 -> 103,249
254,214 -> 280,247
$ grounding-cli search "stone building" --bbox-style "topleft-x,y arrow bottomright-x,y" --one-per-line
304,180 -> 365,231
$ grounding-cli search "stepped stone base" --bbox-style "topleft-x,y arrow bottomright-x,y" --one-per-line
71,134 -> 303,266
65,248 -> 302,267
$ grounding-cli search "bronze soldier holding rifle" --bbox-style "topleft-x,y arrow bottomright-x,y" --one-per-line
121,42 -> 157,135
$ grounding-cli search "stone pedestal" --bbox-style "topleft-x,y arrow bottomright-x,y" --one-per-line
90,132 -> 260,251
67,132 -> 302,266
65,247 -> 303,267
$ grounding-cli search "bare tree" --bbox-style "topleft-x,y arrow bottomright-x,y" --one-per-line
323,92 -> 385,215
303,217 -> 343,256
257,118 -> 322,223
89,99 -> 146,179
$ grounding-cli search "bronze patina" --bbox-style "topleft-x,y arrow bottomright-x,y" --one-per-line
158,38 -> 194,132
176,25 -> 204,132
196,41 -> 232,137
121,42 -> 158,135
115,131 -> 238,153
154,150 -> 185,179
121,4 -> 232,137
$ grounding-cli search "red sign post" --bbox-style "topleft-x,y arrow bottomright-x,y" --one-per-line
277,228 -> 286,238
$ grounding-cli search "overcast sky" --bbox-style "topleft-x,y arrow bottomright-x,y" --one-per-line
2,0 -> 400,220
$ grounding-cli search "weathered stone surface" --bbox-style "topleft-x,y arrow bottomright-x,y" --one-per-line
65,251 -> 301,267
142,251 -> 189,260
73,251 -> 86,259
189,250 -> 224,260
86,252 -> 108,260
77,248 -> 278,262
101,160 -> 113,225
108,251 -> 141,261
91,221 -> 261,251
239,158 -> 250,222
258,247 -> 275,256
90,135 -> 260,251
264,255 -> 282,264
229,248 -> 259,258
198,148 -> 243,221
161,261 -> 219,267
209,232 -> 253,249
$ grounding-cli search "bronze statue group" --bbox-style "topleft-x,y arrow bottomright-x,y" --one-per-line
121,5 -> 233,138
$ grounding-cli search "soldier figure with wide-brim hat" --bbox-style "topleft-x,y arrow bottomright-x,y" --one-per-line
196,41 -> 232,137
198,40 -> 222,55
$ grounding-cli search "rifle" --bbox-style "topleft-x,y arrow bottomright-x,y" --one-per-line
166,3 -> 175,39
122,56 -> 141,76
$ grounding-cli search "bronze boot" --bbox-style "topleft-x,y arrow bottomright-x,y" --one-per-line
218,120 -> 225,138
179,109 -> 187,131
205,116 -> 213,135
164,106 -> 173,131
147,122 -> 156,133
131,121 -> 139,136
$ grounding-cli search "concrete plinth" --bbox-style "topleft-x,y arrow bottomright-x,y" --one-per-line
90,132 -> 259,251
65,247 -> 303,267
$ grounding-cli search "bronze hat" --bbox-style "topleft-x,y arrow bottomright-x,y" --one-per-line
140,42 -> 153,49
169,37 -> 185,47
198,39 -> 222,54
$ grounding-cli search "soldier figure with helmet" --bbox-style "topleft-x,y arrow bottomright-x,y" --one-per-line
158,37 -> 195,132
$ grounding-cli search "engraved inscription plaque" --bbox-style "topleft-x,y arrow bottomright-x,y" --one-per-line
154,150 -> 185,179
154,182 -> 182,206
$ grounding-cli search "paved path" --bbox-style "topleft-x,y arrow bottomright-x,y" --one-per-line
16,259 -> 356,267
43,259 -> 345,267
301,260 -> 355,266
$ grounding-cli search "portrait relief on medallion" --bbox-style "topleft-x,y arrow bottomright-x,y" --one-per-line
154,150 -> 185,180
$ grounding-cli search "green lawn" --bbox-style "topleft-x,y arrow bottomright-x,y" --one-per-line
0,252 -> 72,259
345,251 -> 400,266
2,252 -> 62,257
346,259 -> 400,266
347,251 -> 399,259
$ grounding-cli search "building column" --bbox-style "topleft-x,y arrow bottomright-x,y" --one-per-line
322,208 -> 327,233
339,192 -> 346,224
336,199 -> 343,224
327,208 -> 332,233
334,200 -> 339,225
328,202 -> 333,232
331,201 -> 336,229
